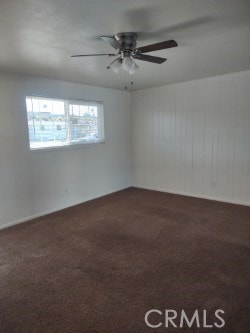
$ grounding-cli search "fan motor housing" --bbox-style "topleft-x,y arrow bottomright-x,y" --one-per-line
115,32 -> 137,51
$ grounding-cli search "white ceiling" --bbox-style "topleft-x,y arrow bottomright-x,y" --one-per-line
0,0 -> 250,90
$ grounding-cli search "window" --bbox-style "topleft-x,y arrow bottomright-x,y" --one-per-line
25,96 -> 104,150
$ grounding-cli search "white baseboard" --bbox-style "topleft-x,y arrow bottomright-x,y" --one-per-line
0,209 -> 61,231
133,185 -> 250,207
0,185 -> 131,231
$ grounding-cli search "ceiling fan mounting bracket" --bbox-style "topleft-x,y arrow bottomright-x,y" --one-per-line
115,32 -> 137,52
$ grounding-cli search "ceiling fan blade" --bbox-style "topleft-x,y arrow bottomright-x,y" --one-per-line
135,39 -> 178,53
133,54 -> 166,64
71,53 -> 116,57
100,36 -> 120,50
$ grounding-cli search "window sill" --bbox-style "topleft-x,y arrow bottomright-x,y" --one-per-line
29,141 -> 105,153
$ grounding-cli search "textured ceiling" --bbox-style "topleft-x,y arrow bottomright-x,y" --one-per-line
0,0 -> 250,90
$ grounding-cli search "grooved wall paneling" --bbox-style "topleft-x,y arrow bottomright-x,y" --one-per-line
131,71 -> 250,205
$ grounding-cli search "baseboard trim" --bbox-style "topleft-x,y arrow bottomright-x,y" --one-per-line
133,185 -> 250,206
0,209 -> 60,231
0,185 -> 131,231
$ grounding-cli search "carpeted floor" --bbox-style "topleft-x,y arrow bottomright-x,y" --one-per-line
0,188 -> 249,332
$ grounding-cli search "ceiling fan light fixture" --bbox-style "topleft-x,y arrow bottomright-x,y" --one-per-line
122,56 -> 134,72
128,61 -> 139,75
109,58 -> 122,74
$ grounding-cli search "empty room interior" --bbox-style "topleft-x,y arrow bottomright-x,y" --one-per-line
0,0 -> 250,332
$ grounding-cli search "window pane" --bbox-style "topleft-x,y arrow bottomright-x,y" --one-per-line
68,104 -> 100,143
26,97 -> 104,150
26,97 -> 67,149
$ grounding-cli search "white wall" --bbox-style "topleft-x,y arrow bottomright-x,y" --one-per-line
0,72 -> 131,228
131,70 -> 250,205
1,69 -> 249,229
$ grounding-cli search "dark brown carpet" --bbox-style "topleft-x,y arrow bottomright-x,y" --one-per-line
0,188 -> 249,332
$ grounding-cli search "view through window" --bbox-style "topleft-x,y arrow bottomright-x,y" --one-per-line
26,96 -> 104,149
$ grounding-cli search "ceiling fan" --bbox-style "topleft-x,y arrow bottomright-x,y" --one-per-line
71,32 -> 178,74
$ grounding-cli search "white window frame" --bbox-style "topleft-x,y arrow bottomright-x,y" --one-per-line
25,95 -> 105,150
